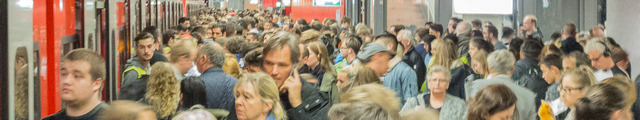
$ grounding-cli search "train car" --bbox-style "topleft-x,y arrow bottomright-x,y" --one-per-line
1,0 -> 205,119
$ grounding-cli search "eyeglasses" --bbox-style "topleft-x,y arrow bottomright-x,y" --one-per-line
558,85 -> 584,93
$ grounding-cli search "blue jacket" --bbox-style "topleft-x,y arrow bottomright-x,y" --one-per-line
200,67 -> 238,120
383,62 -> 418,106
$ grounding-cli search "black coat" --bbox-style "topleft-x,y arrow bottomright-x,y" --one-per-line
403,47 -> 427,92
280,78 -> 332,120
512,58 -> 549,111
118,75 -> 149,101
561,37 -> 583,54
448,64 -> 473,99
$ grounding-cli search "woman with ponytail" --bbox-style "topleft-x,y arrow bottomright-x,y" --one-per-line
559,65 -> 597,120
574,83 -> 632,120
234,72 -> 287,120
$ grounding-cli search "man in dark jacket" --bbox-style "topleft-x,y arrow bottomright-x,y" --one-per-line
398,30 -> 427,91
512,40 -> 548,112
561,23 -> 583,54
195,42 -> 238,120
262,31 -> 331,120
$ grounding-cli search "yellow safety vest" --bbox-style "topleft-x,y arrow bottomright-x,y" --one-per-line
122,66 -> 147,83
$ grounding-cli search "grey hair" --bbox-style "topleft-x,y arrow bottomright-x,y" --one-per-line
487,50 -> 515,75
584,39 -> 607,54
427,65 -> 451,81
455,22 -> 472,37
199,42 -> 226,67
398,29 -> 416,46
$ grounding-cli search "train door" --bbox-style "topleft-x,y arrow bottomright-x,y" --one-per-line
2,0 -> 39,119
82,0 -> 119,102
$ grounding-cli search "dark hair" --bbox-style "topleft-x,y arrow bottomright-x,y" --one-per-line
424,22 -> 433,26
444,34 -> 459,43
162,29 -> 178,45
509,38 -> 524,60
392,25 -> 405,34
134,32 -> 156,44
416,27 -> 430,39
180,77 -> 208,108
422,35 -> 436,55
471,39 -> 494,53
296,19 -> 308,26
374,33 -> 398,54
212,24 -> 227,34
247,32 -> 259,40
244,47 -> 264,67
574,84 -> 626,120
502,27 -> 514,38
343,35 -> 363,55
263,31 -> 300,64
450,17 -> 463,29
191,26 -> 206,36
177,25 -> 189,32
178,17 -> 190,24
551,32 -> 562,40
142,26 -> 160,42
540,54 -> 563,70
486,25 -> 498,38
520,39 -> 543,59
471,30 -> 483,38
429,24 -> 443,36
564,23 -> 577,36
224,23 -> 237,37
610,47 -> 628,63
472,19 -> 482,28
341,16 -> 351,24
468,84 -> 518,120
226,37 -> 246,54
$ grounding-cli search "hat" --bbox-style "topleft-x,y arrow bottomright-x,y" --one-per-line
357,42 -> 388,60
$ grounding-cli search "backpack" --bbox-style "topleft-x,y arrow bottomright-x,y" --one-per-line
515,68 -> 549,112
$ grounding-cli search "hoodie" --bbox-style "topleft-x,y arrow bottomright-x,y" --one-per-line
122,57 -> 150,87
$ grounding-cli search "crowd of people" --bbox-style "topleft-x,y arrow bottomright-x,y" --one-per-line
42,7 -> 640,120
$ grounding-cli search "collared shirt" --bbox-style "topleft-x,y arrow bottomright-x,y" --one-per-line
172,64 -> 185,82
185,62 -> 201,77
383,62 -> 418,106
594,69 -> 614,82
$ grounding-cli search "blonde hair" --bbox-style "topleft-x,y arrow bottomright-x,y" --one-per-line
600,75 -> 636,109
561,65 -> 596,88
471,50 -> 490,77
170,38 -> 198,62
300,29 -> 320,44
400,107 -> 440,120
145,62 -> 180,118
340,66 -> 382,92
431,39 -> 458,69
222,53 -> 242,78
235,72 -> 287,120
340,84 -> 400,117
100,100 -> 154,120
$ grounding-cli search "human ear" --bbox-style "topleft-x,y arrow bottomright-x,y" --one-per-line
93,78 -> 103,92
263,101 -> 273,113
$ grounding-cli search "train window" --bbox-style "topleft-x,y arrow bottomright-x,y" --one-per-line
32,42 -> 41,119
14,46 -> 29,120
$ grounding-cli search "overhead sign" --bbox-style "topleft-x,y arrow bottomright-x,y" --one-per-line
314,0 -> 341,6
453,0 -> 513,14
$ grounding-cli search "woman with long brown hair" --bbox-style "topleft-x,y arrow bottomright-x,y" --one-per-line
300,41 -> 336,87
467,84 -> 518,120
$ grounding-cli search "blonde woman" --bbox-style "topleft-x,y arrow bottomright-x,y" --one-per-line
100,100 -> 157,120
428,38 -> 458,70
234,72 -> 287,120
340,84 -> 401,119
142,62 -> 180,119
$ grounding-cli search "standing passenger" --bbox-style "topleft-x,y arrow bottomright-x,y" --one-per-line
195,42 -> 238,120
122,33 -> 156,87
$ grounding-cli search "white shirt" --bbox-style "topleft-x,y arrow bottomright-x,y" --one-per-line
185,62 -> 201,77
594,69 -> 613,82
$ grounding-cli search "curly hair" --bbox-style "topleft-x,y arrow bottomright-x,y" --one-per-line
145,62 -> 180,118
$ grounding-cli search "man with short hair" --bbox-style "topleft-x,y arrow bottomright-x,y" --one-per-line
142,26 -> 169,65
122,33 -> 156,87
501,27 -> 515,48
43,49 -> 108,120
170,39 -> 198,81
261,31 -> 331,119
483,25 -> 507,50
429,24 -> 443,40
471,19 -> 482,31
584,40 -> 628,82
195,42 -> 238,120
397,30 -> 427,92
179,17 -> 191,28
466,50 -> 536,120
246,32 -> 259,42
590,26 -> 605,38
341,16 -> 351,30
246,18 -> 259,34
334,36 -> 362,72
521,15 -> 544,41
512,40 -> 547,111
455,22 -> 472,58
373,34 -> 418,106
447,17 -> 463,35
561,23 -> 583,54
562,51 -> 591,71
211,24 -> 226,40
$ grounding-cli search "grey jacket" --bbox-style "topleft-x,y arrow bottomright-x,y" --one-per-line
466,75 -> 537,120
401,93 -> 467,120
122,57 -> 150,87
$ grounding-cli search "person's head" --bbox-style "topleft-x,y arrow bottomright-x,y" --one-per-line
162,29 -> 179,47
134,32 -> 156,62
341,66 -> 383,92
589,26 -> 605,38
300,29 -> 321,44
397,29 -> 415,48
431,39 -> 458,69
172,107 -> 217,120
560,65 -> 596,108
263,21 -> 274,31
520,39 -> 543,59
179,17 -> 191,28
389,25 -> 405,35
225,36 -> 246,54
427,66 -> 451,94
429,24 -> 443,37
306,41 -> 336,75
540,45 -> 562,59
170,39 -> 198,74
262,31 -> 300,87
340,17 -> 351,28
562,51 -> 591,71
540,54 -> 563,84
356,42 -> 391,77
328,102 -> 396,120
600,75 -> 637,109
471,19 -> 482,29
574,84 -> 632,120
60,49 -> 105,107
422,35 -> 436,55
336,66 -> 355,87
223,53 -> 242,78
522,15 -> 537,31
400,107 -> 440,120
471,50 -> 490,77
610,47 -> 629,70
448,17 -> 462,34
584,40 -> 615,70
508,38 -> 524,60
455,22 -> 472,38
145,62 -> 180,118
340,84 -> 400,118
211,24 -> 226,39
234,72 -> 286,120
469,39 -> 494,57
244,47 -> 264,73
340,36 -> 363,58
373,33 -> 398,54
246,33 -> 259,42
483,25 -> 498,41
195,42 -> 226,73
180,77 -> 207,109
467,84 -> 518,120
295,18 -> 308,27
486,50 -> 516,75
416,27 -> 430,41
99,100 -> 157,120
502,27 -> 514,39
142,26 -> 162,46
561,23 -> 577,38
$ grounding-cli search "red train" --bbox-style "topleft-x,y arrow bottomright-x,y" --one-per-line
1,0 -> 205,119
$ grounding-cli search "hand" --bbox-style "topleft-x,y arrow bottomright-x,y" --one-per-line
280,69 -> 303,107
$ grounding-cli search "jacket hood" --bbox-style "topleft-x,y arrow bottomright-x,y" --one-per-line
125,57 -> 146,69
